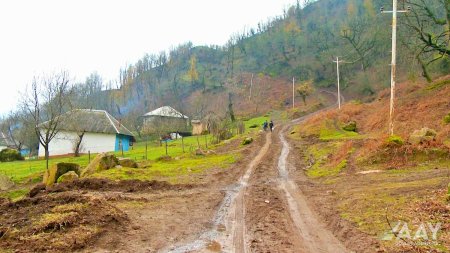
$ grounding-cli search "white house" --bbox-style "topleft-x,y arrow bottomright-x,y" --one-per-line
38,109 -> 135,157
0,132 -> 9,151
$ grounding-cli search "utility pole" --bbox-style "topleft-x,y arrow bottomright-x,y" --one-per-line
333,57 -> 348,110
381,1 -> 410,135
292,77 -> 295,109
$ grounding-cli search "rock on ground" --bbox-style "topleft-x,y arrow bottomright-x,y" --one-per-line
118,158 -> 138,168
0,174 -> 14,191
43,163 -> 81,186
81,153 -> 119,177
409,127 -> 437,145
242,137 -> 253,145
57,171 -> 79,183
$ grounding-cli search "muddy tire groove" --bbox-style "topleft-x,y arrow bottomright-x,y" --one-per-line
277,122 -> 349,252
165,133 -> 272,253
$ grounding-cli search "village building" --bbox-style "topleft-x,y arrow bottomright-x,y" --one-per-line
142,106 -> 189,136
38,109 -> 134,157
191,119 -> 207,135
0,131 -> 30,156
0,132 -> 10,151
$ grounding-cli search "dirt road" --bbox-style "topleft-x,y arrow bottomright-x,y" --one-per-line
166,120 -> 350,252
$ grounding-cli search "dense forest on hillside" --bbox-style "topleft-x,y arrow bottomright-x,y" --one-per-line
1,0 -> 449,153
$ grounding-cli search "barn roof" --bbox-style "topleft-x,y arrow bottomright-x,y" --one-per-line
143,106 -> 188,119
39,109 -> 134,137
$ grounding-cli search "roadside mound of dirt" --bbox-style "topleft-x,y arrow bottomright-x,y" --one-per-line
29,178 -> 198,198
0,192 -> 127,252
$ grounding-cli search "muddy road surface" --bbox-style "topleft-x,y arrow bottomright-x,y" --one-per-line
166,122 -> 351,252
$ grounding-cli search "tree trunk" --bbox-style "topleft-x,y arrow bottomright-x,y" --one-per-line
417,55 -> 432,83
74,132 -> 85,157
228,93 -> 236,122
45,148 -> 50,171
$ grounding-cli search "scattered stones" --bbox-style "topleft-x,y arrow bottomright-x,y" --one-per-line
57,171 -> 79,183
118,158 -> 138,168
81,153 -> 119,177
0,174 -> 14,191
43,163 -> 81,186
195,149 -> 206,156
156,155 -> 172,162
409,127 -> 437,145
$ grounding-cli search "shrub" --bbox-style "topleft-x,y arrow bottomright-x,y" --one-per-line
249,124 -> 259,129
444,113 -> 450,124
387,136 -> 402,145
0,149 -> 24,162
387,135 -> 404,145
447,182 -> 450,202
242,137 -> 253,145
342,121 -> 357,132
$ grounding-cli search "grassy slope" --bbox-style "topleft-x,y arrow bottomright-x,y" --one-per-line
0,116 -> 269,200
289,76 -> 450,252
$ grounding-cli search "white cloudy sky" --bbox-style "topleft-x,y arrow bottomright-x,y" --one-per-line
0,0 -> 296,115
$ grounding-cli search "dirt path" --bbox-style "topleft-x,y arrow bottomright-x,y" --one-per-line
277,124 -> 349,252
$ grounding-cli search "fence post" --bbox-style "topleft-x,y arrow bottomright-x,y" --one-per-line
181,135 -> 185,153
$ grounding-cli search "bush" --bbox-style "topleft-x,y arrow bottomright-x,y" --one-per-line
387,135 -> 404,145
249,124 -> 259,129
242,137 -> 253,145
444,113 -> 450,124
0,149 -> 24,162
447,182 -> 450,202
342,121 -> 357,132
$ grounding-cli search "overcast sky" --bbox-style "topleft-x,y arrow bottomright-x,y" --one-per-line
0,0 -> 296,115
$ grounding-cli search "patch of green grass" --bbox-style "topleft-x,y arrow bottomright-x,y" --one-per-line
387,135 -> 404,145
425,78 -> 450,90
0,188 -> 28,201
90,153 -> 237,183
444,112 -> 450,124
318,121 -> 361,141
307,159 -> 347,178
0,115 -> 265,186
243,116 -> 269,133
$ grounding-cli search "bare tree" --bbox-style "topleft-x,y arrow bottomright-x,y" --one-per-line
340,16 -> 378,71
402,0 -> 450,81
21,72 -> 73,170
0,112 -> 26,152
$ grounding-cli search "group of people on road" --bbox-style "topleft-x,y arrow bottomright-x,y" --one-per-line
263,120 -> 274,132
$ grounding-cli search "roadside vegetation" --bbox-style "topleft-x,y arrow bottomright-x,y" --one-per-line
288,76 -> 450,252
0,116 -> 268,201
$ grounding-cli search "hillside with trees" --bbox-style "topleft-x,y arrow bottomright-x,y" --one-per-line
1,0 -> 449,153
105,0 -> 448,120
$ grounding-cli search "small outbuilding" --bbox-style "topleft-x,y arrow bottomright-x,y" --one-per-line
38,109 -> 135,157
191,120 -> 207,135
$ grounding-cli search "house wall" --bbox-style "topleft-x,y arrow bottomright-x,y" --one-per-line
115,134 -> 132,152
38,131 -> 116,157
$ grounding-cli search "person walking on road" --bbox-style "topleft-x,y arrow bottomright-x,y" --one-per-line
263,120 -> 268,131
269,120 -> 274,132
